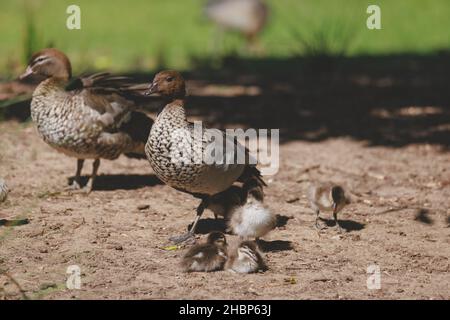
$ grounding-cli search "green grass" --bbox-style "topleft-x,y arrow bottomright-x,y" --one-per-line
0,0 -> 449,77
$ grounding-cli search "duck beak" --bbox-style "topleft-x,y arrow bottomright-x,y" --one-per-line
145,82 -> 158,96
18,66 -> 34,80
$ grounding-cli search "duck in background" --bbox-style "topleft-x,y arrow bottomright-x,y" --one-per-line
19,48 -> 155,193
204,0 -> 269,52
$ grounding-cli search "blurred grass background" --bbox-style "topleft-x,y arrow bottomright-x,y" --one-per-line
0,0 -> 449,78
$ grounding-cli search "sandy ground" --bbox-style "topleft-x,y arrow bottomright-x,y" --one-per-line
0,118 -> 449,300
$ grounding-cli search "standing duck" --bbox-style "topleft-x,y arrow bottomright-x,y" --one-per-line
205,0 -> 269,50
144,70 -> 265,243
225,240 -> 266,273
308,182 -> 350,232
19,48 -> 154,193
181,231 -> 228,272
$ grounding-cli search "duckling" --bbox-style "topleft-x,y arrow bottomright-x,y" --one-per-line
0,178 -> 8,203
308,183 -> 350,232
207,185 -> 244,219
19,48 -> 154,193
205,0 -> 268,50
181,231 -> 228,272
225,240 -> 266,273
227,178 -> 276,240
145,70 -> 266,244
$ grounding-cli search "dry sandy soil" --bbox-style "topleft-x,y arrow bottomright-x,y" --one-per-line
0,117 -> 449,300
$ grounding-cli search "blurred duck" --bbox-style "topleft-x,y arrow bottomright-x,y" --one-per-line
308,182 -> 350,233
225,240 -> 267,273
144,70 -> 265,244
205,0 -> 269,50
0,178 -> 8,203
227,178 -> 276,240
19,48 -> 154,193
181,231 -> 228,272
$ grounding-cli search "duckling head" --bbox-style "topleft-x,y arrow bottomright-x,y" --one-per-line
206,231 -> 227,247
331,186 -> 349,211
19,48 -> 72,81
243,177 -> 264,202
145,70 -> 186,99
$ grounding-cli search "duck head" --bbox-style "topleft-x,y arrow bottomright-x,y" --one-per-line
145,70 -> 186,99
243,177 -> 264,202
19,48 -> 72,81
331,185 -> 349,212
206,231 -> 227,247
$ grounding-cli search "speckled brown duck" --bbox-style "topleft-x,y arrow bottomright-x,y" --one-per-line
19,48 -> 154,193
144,70 -> 266,243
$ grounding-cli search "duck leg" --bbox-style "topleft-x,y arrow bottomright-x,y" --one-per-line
332,204 -> 343,233
314,209 -> 324,230
84,158 -> 100,194
66,159 -> 84,190
170,197 -> 210,244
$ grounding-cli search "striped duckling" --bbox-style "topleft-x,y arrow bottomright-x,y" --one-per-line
308,182 -> 351,233
181,231 -> 228,272
19,48 -> 154,193
144,70 -> 266,244
225,240 -> 267,273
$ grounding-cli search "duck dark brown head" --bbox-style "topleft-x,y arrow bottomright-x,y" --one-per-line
145,70 -> 186,99
206,231 -> 227,246
19,48 -> 72,81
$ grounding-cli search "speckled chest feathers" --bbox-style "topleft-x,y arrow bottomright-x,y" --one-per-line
145,102 -> 206,191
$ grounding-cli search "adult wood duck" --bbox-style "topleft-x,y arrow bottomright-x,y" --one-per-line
144,70 -> 266,243
19,48 -> 154,193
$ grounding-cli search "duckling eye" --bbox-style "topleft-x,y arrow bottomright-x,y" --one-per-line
166,76 -> 174,82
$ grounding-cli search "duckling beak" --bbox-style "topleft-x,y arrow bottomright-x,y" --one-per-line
18,66 -> 34,80
145,82 -> 158,96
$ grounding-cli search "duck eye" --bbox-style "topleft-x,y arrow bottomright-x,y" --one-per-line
33,57 -> 46,64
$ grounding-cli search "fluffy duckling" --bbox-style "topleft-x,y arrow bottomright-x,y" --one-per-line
145,70 -> 265,244
227,178 -> 276,240
19,48 -> 154,193
0,178 -> 8,203
225,240 -> 267,273
308,182 -> 350,232
181,231 -> 228,272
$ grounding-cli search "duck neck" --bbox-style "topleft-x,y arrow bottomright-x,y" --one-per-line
158,97 -> 187,126
33,76 -> 69,98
